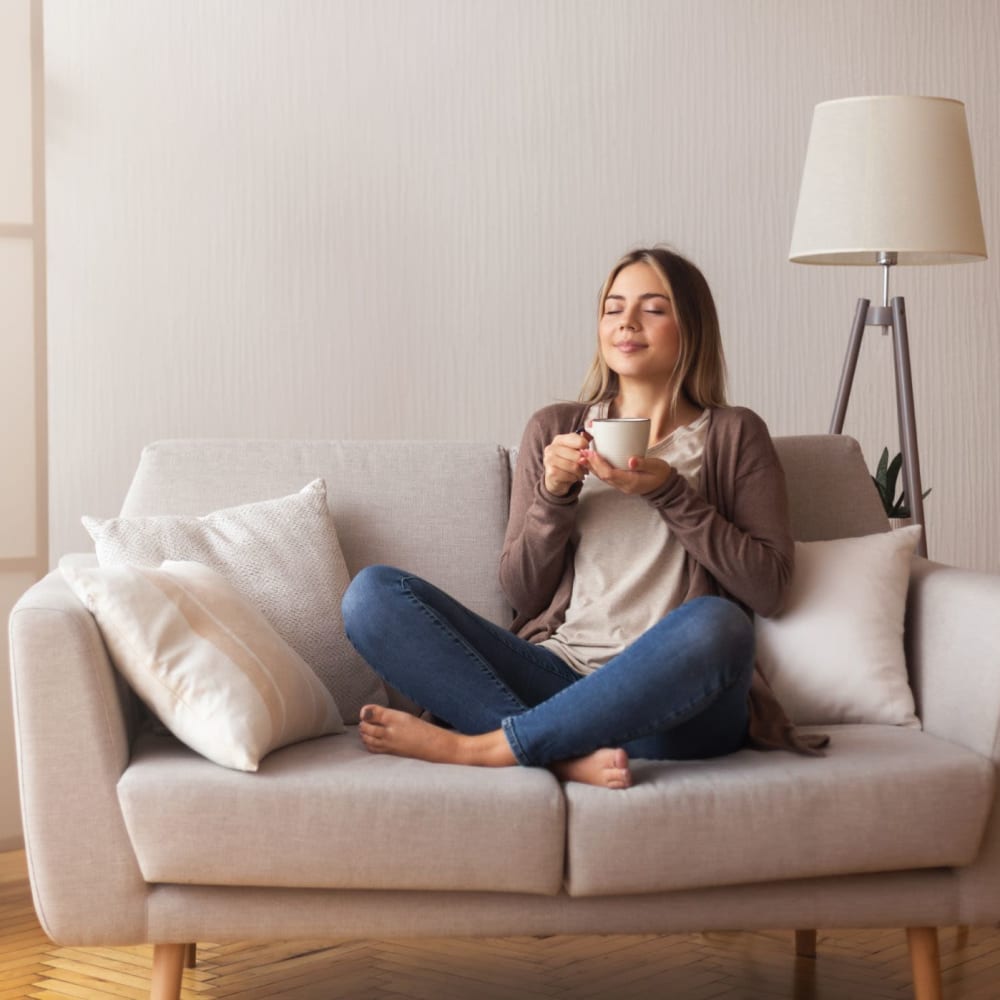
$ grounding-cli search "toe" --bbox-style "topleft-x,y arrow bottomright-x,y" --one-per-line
359,731 -> 384,754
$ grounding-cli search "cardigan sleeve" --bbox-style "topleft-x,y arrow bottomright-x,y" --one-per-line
644,408 -> 794,618
499,405 -> 582,621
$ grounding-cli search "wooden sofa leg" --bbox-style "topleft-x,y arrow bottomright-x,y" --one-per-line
185,942 -> 197,968
907,927 -> 943,1000
151,943 -> 187,1000
795,929 -> 817,958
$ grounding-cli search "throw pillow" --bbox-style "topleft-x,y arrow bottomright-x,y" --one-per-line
755,525 -> 922,727
82,479 -> 387,722
62,560 -> 345,771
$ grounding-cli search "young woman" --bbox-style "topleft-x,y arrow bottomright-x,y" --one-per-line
341,246 -> 818,791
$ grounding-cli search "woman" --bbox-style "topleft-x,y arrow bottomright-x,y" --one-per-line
342,246 -> 817,791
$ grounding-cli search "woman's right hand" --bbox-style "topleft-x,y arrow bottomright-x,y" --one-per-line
542,431 -> 591,496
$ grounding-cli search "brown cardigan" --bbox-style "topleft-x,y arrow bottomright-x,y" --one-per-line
500,401 -> 826,755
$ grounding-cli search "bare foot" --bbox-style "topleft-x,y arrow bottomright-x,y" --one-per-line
550,748 -> 632,790
358,705 -> 516,767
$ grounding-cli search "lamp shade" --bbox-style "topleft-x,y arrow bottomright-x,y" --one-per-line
789,96 -> 987,265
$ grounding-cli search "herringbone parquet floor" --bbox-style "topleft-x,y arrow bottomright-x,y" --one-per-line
3,851 -> 999,999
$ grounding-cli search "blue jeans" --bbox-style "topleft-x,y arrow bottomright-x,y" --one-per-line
341,565 -> 754,767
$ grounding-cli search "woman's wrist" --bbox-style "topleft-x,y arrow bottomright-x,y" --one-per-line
539,477 -> 582,505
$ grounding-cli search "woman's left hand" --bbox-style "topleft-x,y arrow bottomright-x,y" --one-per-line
583,448 -> 674,496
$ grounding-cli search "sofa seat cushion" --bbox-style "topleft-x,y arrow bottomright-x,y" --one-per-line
564,725 -> 995,896
118,729 -> 566,895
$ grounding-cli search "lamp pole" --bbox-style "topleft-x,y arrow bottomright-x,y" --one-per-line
828,254 -> 927,557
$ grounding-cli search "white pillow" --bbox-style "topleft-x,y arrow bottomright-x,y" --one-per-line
62,560 -> 345,771
82,480 -> 386,723
755,525 -> 922,727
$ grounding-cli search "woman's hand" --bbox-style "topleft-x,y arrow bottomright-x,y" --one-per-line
583,448 -> 674,496
543,431 -> 592,496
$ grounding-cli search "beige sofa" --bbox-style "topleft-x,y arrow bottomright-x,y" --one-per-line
9,434 -> 1000,1000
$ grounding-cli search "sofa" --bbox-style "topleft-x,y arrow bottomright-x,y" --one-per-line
9,432 -> 1000,1000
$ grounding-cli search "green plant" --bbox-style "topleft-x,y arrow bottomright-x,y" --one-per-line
871,447 -> 931,518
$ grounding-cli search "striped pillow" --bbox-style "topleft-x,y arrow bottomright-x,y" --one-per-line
62,559 -> 344,771
82,479 -> 387,723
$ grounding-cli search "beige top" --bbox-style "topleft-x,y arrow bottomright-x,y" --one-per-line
541,405 -> 710,674
501,402 -> 827,755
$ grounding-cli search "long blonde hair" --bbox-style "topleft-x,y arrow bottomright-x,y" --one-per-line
579,247 -> 728,416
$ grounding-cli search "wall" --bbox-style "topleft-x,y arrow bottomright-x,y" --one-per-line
1,0 -> 47,851
42,0 -> 1000,574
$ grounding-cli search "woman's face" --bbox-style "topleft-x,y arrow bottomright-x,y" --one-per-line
598,262 -> 682,387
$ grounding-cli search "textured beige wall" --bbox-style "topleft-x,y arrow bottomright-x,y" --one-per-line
45,0 -> 999,570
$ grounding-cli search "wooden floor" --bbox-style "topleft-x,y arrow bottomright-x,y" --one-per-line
3,852 -> 1000,999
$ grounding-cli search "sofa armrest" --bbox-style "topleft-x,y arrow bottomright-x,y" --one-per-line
907,557 -> 1000,759
908,558 -> 1000,925
9,568 -> 150,944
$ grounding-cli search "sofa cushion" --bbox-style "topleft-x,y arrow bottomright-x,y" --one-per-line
755,526 -> 922,727
61,560 -> 344,772
564,725 -> 995,896
83,479 -> 385,723
117,729 -> 566,895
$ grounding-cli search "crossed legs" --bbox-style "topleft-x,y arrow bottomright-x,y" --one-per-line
342,566 -> 753,789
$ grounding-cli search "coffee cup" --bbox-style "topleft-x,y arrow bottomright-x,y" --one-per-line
589,418 -> 651,469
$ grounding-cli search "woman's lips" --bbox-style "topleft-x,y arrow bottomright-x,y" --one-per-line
615,342 -> 647,354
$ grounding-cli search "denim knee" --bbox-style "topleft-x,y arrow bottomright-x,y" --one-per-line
684,596 -> 755,682
341,563 -> 399,641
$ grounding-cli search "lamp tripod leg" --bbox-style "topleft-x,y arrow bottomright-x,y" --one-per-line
890,297 -> 928,557
829,299 -> 871,435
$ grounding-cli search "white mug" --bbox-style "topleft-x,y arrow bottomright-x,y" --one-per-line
589,418 -> 650,469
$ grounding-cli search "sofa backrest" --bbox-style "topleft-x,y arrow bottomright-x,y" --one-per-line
774,434 -> 888,541
119,433 -> 886,627
505,433 -> 888,542
120,440 -> 514,625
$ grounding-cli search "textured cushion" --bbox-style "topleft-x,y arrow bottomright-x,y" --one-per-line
117,729 -> 566,895
61,560 -> 343,771
83,479 -> 385,722
755,526 -> 922,726
564,724 -> 995,896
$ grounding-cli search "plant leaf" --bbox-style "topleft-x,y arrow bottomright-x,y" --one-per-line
886,452 -> 903,504
875,447 -> 890,489
870,448 -> 929,518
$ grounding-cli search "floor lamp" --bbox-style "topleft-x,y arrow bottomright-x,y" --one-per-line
789,96 -> 987,558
